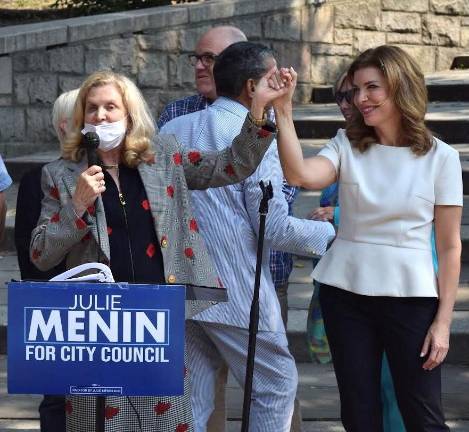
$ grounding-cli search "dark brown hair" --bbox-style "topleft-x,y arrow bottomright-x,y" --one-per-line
346,45 -> 433,155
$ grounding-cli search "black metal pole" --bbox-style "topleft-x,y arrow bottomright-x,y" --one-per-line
241,180 -> 273,432
96,395 -> 105,432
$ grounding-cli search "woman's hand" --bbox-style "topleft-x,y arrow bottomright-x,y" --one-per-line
271,67 -> 297,112
309,206 -> 335,222
420,320 -> 450,370
250,67 -> 289,119
72,165 -> 105,216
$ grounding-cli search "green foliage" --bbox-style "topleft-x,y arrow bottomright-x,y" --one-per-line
51,0 -> 197,15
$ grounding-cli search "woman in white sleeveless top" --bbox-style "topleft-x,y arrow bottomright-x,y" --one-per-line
271,45 -> 462,431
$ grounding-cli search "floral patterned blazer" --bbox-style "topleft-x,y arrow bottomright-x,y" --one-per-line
30,116 -> 275,293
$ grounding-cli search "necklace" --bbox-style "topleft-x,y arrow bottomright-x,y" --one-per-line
102,164 -> 119,170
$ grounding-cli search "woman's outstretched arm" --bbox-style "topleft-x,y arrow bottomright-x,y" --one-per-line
273,67 -> 337,190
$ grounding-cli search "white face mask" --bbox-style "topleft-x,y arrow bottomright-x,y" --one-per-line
81,119 -> 127,152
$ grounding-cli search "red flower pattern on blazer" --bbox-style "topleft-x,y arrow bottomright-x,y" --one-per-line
257,128 -> 271,139
176,424 -> 189,432
172,152 -> 183,165
87,205 -> 95,215
105,406 -> 119,420
167,185 -> 174,198
184,247 -> 194,259
81,232 -> 92,243
189,218 -> 198,232
154,401 -> 171,415
75,218 -> 87,230
188,151 -> 202,165
49,186 -> 59,200
50,213 -> 60,223
141,199 -> 150,211
224,164 -> 235,176
146,243 -> 156,258
65,400 -> 73,415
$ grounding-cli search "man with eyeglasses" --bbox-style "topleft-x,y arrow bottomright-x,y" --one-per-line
157,26 -> 247,128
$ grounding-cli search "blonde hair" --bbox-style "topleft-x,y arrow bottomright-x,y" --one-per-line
62,71 -> 156,167
346,45 -> 433,155
52,89 -> 79,145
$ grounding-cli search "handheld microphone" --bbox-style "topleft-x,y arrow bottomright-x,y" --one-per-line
83,132 -> 100,167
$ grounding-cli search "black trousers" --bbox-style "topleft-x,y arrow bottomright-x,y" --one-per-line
39,395 -> 65,432
319,285 -> 449,432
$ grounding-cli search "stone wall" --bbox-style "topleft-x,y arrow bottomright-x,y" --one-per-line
0,0 -> 468,156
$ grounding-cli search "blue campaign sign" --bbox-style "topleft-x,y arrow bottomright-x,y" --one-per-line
8,281 -> 185,396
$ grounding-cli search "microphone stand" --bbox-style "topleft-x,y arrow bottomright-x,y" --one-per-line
241,180 -> 273,432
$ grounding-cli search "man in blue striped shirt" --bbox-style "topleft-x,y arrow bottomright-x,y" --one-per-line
161,42 -> 335,432
158,25 -> 303,432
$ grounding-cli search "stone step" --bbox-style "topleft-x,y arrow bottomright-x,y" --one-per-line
293,102 -> 469,144
1,354 -> 468,430
312,69 -> 469,104
4,151 -> 59,183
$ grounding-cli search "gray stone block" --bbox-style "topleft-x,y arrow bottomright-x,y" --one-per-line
85,38 -> 137,75
14,73 -> 58,105
462,28 -> 469,48
0,56 -> 12,94
0,21 -> 67,55
423,14 -> 461,47
264,11 -> 302,41
436,47 -> 468,70
0,108 -> 25,141
387,32 -> 423,45
25,108 -> 55,142
137,31 -> 179,52
67,14 -> 136,44
168,54 -> 195,89
302,4 -> 334,43
0,95 -> 12,106
310,43 -> 353,56
294,83 -> 313,104
395,44 -> 436,73
49,45 -> 85,74
382,11 -> 421,33
144,5 -> 188,29
382,0 -> 429,12
233,17 -> 263,39
272,42 -> 311,82
354,31 -> 387,54
334,29 -> 353,45
141,88 -> 160,119
58,75 -> 85,94
179,26 -> 211,52
12,50 -> 49,72
137,52 -> 168,88
310,55 -> 353,84
430,0 -> 469,15
334,1 -> 381,30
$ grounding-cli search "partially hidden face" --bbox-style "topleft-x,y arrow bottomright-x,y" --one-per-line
335,78 -> 353,121
352,66 -> 401,128
193,33 -> 238,101
84,83 -> 128,128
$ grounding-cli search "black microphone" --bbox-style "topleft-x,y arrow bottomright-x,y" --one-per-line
83,132 -> 100,167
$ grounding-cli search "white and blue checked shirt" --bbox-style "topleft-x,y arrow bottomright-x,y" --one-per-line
161,97 -> 335,332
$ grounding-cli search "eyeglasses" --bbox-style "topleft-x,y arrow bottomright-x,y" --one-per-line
335,89 -> 354,105
188,53 -> 218,67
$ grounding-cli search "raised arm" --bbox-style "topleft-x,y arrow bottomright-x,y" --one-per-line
273,68 -> 337,190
